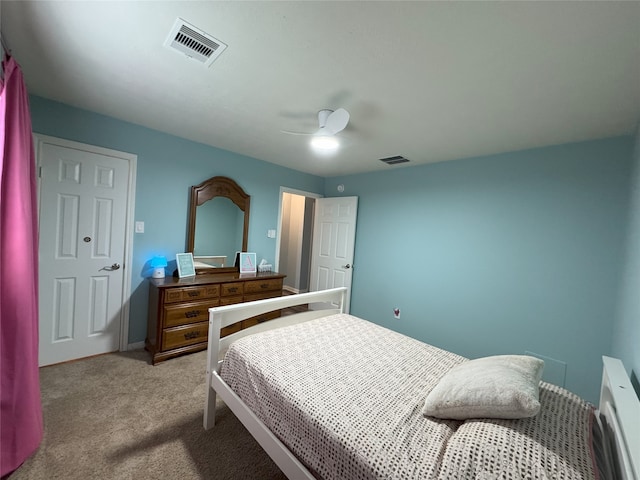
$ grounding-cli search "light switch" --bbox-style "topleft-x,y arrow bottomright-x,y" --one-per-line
267,229 -> 276,238
135,221 -> 145,233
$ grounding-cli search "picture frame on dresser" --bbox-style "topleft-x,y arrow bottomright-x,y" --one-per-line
176,252 -> 196,278
239,252 -> 257,274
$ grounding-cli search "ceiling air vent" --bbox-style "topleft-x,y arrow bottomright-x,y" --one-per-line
164,18 -> 227,67
379,155 -> 410,165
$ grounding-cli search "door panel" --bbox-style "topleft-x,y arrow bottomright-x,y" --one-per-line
93,197 -> 114,256
57,195 -> 80,257
53,278 -> 75,340
89,276 -> 110,334
39,140 -> 133,366
309,196 -> 358,312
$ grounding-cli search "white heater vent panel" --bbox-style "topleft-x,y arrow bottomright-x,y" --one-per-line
164,18 -> 227,67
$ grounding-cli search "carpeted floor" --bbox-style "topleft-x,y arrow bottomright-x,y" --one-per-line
8,349 -> 287,480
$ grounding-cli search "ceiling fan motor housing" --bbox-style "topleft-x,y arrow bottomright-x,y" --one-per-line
317,109 -> 333,128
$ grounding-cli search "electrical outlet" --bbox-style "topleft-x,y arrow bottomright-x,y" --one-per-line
393,308 -> 401,319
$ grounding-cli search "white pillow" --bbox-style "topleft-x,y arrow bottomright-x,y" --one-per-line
422,355 -> 544,420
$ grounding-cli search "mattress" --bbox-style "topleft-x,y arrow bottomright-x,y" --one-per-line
219,313 -> 597,480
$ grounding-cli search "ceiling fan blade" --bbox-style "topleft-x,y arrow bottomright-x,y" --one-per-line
280,129 -> 314,136
325,108 -> 350,134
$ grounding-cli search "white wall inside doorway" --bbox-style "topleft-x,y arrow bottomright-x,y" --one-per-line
276,188 -> 321,293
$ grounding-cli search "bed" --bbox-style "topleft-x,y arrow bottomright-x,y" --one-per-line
204,287 -> 640,480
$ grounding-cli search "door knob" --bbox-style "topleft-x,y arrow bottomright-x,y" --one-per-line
342,264 -> 351,269
103,263 -> 121,271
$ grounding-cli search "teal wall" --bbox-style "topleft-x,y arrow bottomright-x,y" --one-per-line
325,137 -> 634,403
30,94 -> 637,404
29,95 -> 324,344
612,126 -> 640,394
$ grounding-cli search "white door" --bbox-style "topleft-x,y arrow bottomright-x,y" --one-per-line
309,196 -> 358,312
38,139 -> 135,366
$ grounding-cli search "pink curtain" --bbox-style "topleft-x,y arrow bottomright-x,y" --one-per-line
0,56 -> 43,476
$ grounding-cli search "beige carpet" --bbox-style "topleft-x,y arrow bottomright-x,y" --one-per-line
9,349 -> 287,480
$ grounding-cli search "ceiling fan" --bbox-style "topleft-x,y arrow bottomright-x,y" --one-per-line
281,108 -> 350,152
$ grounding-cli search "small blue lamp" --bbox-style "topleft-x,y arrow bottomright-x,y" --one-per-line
150,255 -> 168,279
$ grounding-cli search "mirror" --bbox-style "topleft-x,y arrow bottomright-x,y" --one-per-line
187,176 -> 250,274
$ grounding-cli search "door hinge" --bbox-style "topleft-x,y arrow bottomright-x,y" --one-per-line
38,166 -> 42,178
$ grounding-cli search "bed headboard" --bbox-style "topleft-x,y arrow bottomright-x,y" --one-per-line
598,356 -> 640,480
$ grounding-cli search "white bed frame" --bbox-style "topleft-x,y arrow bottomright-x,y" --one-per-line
598,356 -> 640,480
203,287 -> 347,480
203,287 -> 640,480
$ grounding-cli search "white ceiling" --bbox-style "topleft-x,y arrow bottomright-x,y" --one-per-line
2,1 -> 639,177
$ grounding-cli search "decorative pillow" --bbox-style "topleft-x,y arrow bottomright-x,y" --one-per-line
422,355 -> 544,420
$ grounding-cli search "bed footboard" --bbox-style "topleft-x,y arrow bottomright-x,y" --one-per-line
203,287 -> 347,478
204,287 -> 347,430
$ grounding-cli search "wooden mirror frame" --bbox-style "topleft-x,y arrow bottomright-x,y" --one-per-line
187,176 -> 250,274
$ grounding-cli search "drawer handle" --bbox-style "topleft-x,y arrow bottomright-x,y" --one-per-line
228,287 -> 238,293
184,331 -> 200,340
187,291 -> 200,297
260,283 -> 269,289
184,310 -> 201,318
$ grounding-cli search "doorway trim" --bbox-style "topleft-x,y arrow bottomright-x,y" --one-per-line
34,134 -> 137,353
275,187 -> 323,278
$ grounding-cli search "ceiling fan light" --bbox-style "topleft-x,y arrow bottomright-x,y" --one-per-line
310,135 -> 339,153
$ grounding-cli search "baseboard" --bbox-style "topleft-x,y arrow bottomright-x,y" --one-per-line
127,341 -> 145,351
283,286 -> 310,295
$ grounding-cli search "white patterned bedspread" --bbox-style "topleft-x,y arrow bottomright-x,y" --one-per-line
219,314 -> 597,480
438,383 -> 597,479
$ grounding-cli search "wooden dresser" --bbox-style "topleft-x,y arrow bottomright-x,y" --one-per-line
146,272 -> 285,364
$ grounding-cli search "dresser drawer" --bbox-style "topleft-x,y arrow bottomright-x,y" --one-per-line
147,273 -> 285,364
164,300 -> 219,328
221,282 -> 243,297
244,278 -> 283,294
245,291 -> 282,303
221,322 -> 241,338
220,295 -> 243,306
251,310 -> 280,325
163,322 -> 208,350
164,285 -> 220,304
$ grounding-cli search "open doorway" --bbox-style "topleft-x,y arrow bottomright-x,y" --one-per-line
275,188 -> 322,294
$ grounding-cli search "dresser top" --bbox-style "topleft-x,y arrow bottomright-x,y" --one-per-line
149,271 -> 285,288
